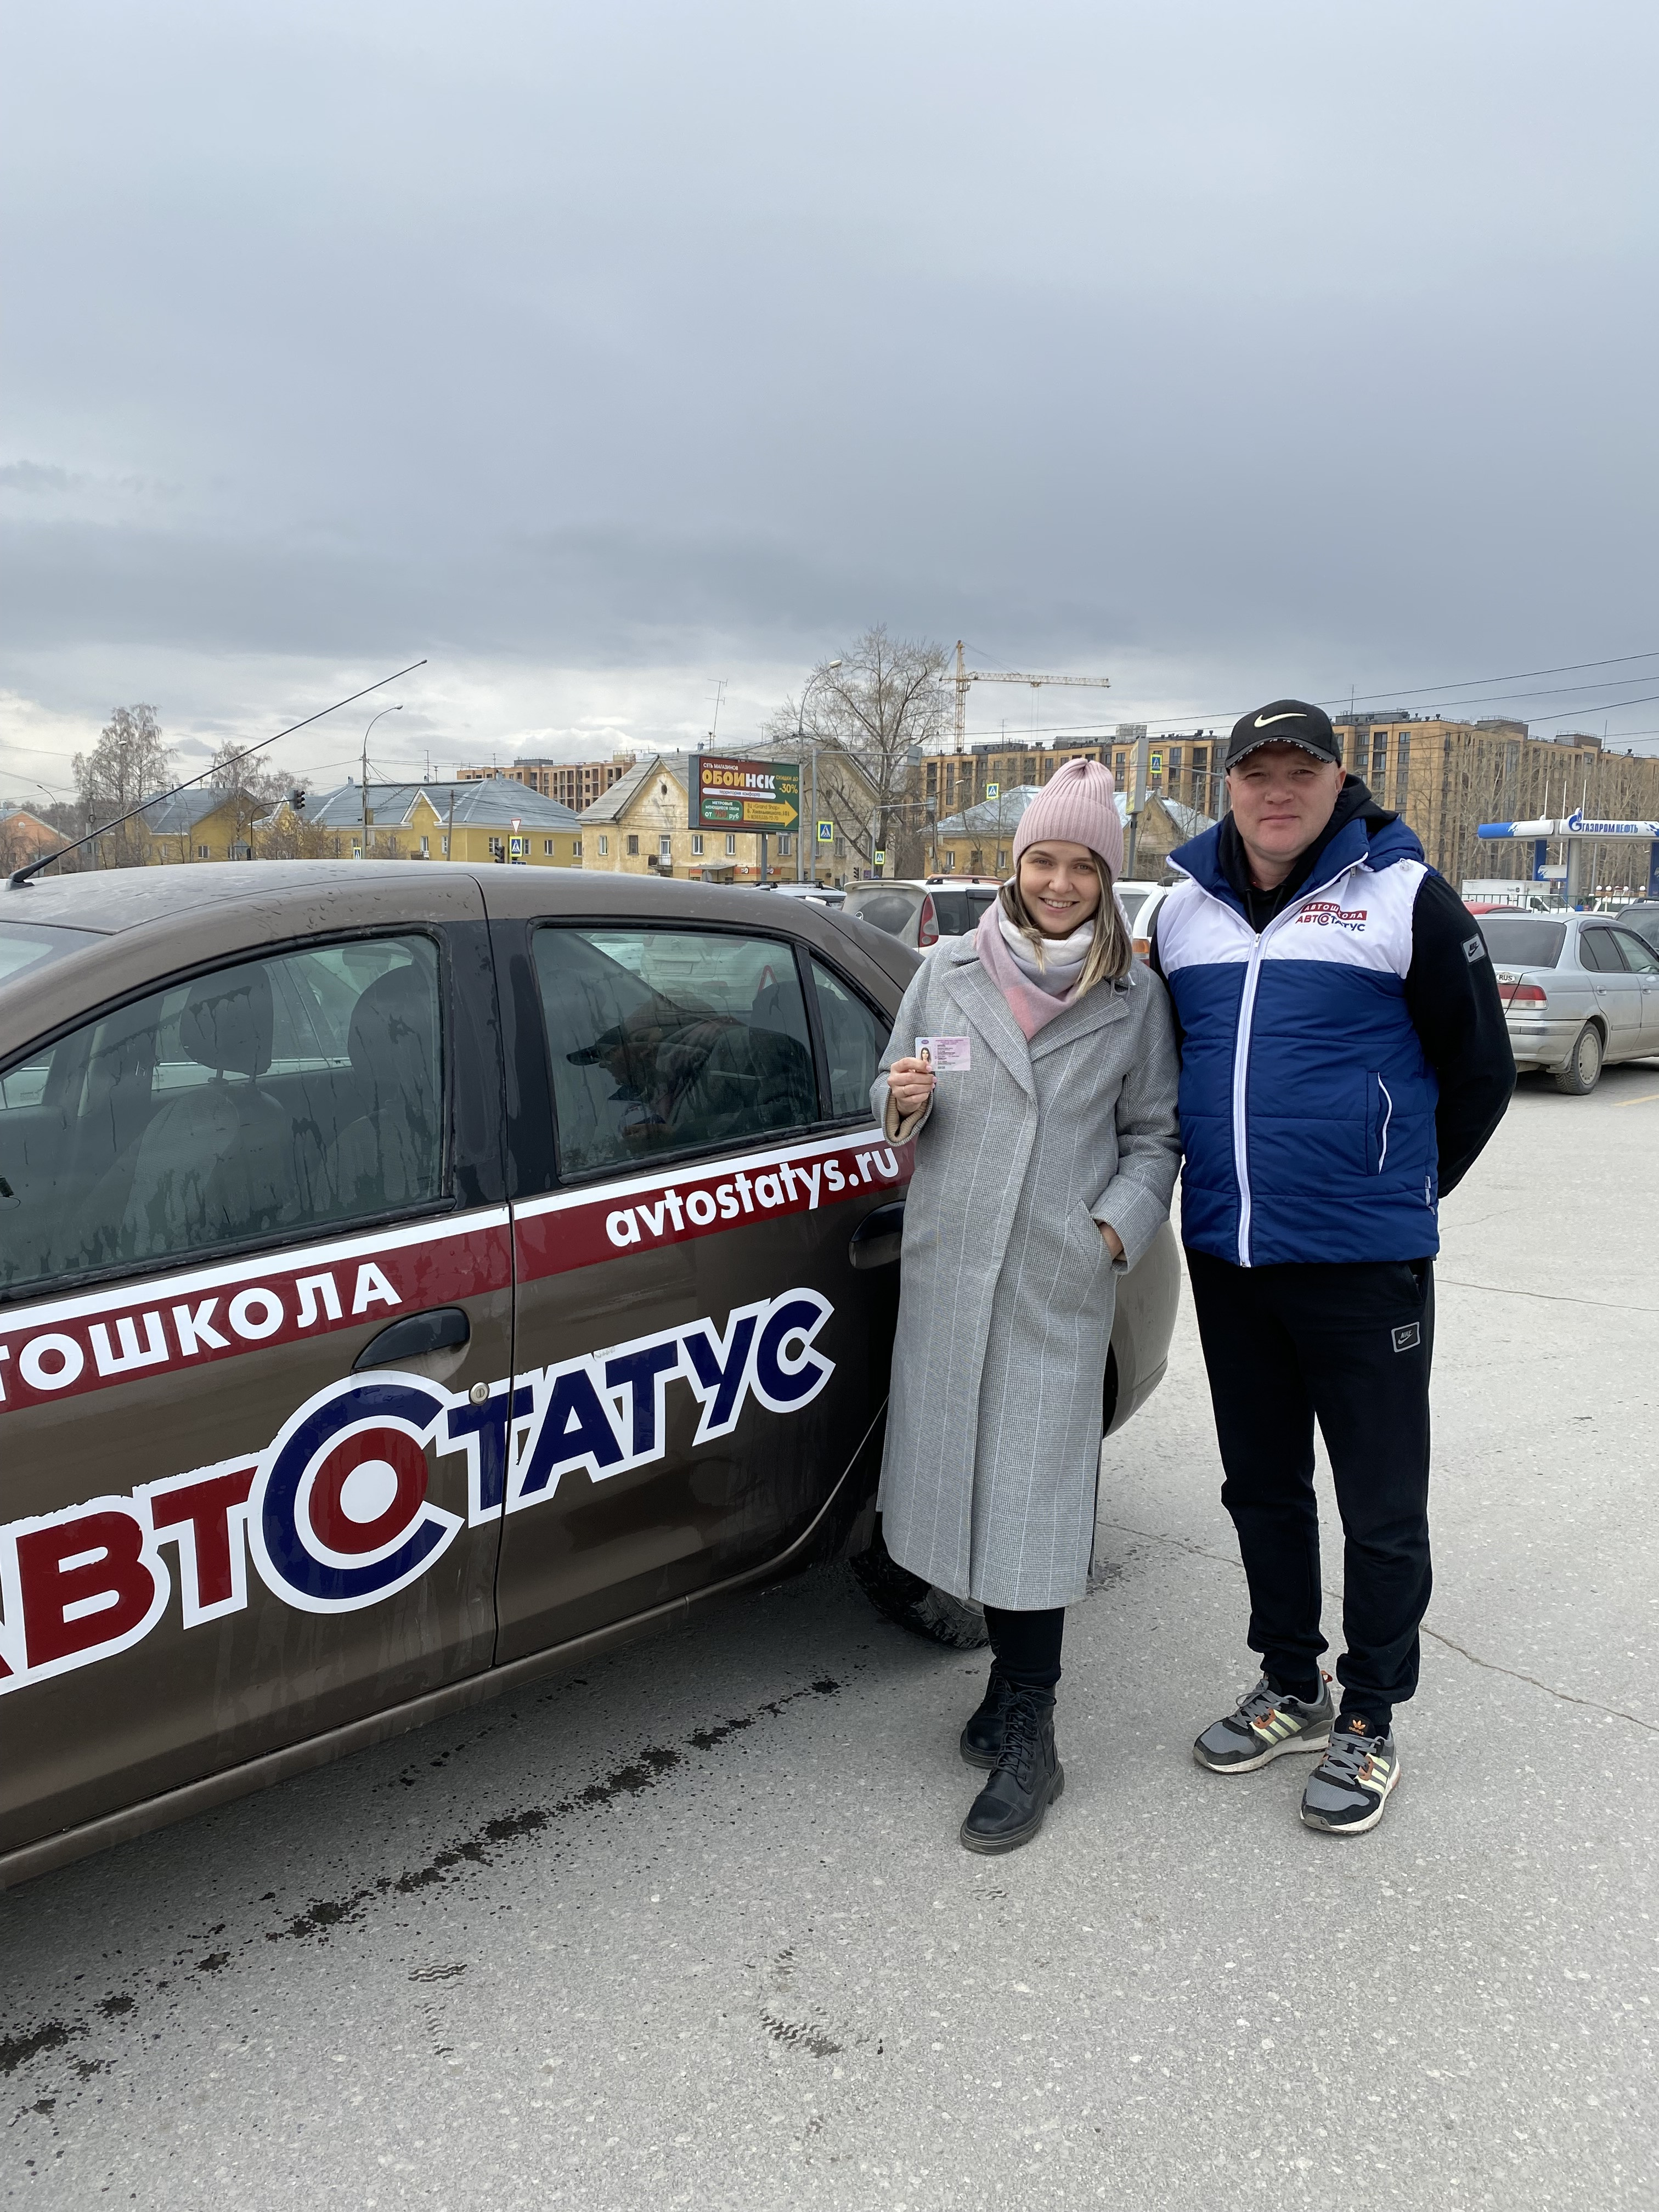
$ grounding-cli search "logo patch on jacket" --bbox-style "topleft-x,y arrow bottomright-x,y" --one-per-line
1391,1322 -> 1421,1352
1463,935 -> 1487,963
1296,900 -> 1368,932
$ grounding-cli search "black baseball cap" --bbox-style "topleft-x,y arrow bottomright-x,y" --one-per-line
1224,699 -> 1341,770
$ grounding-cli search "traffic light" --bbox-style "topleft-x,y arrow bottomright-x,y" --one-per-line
289,788 -> 307,812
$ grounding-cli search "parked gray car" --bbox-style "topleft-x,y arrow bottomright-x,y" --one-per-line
1478,911 -> 1659,1092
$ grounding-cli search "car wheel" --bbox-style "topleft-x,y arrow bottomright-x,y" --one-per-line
848,1522 -> 989,1649
1554,1023 -> 1604,1094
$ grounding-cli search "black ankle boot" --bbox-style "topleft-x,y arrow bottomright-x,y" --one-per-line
959,1684 -> 1064,1854
960,1667 -> 1014,1769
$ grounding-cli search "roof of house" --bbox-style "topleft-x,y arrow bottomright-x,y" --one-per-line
139,787 -> 245,836
578,753 -> 693,823
306,780 -> 579,831
1148,795 -> 1217,838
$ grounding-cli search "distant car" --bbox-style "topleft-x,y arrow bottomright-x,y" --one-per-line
1477,910 -> 1659,1092
841,878 -> 1000,949
757,882 -> 846,907
0,860 -> 1180,1883
1114,880 -> 1171,958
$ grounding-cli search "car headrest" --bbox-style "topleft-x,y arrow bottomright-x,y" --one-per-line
179,967 -> 274,1079
347,965 -> 437,1099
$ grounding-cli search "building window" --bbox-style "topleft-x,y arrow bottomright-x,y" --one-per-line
543,838 -> 554,855
778,833 -> 792,857
945,850 -> 956,868
420,836 -> 430,855
441,837 -> 450,856
627,834 -> 639,856
489,836 -> 504,856
1372,734 -> 1389,785
573,839 -> 582,858
597,834 -> 608,855
198,844 -> 210,859
725,833 -> 736,856
1395,737 -> 1411,812
996,848 -> 1008,868
691,833 -> 704,855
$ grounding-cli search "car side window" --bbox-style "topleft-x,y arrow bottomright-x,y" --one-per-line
0,936 -> 444,1301
533,927 -> 818,1177
811,957 -> 890,1119
1579,928 -> 1623,974
1611,929 -> 1659,973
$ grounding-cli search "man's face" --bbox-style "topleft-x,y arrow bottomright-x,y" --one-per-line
1226,745 -> 1346,879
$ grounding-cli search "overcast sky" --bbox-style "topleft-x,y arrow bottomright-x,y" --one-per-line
3,1 -> 1656,795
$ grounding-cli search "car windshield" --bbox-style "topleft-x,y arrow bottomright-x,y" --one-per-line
1479,918 -> 1566,969
0,921 -> 97,988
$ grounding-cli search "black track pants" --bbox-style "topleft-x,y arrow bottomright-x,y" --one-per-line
1184,1250 -> 1435,1727
983,1605 -> 1065,1691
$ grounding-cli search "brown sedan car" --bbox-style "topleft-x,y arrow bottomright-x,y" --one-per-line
0,862 -> 1178,1886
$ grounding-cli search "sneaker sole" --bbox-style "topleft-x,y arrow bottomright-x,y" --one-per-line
1192,1724 -> 1331,1775
1300,1755 -> 1401,1835
958,1765 -> 1065,1854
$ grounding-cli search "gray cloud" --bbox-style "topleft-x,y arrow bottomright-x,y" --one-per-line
2,1 -> 1656,757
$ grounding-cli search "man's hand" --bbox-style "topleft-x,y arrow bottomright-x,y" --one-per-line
888,1055 -> 936,1116
1099,1222 -> 1125,1261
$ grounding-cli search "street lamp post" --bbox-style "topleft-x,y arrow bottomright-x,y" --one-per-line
794,659 -> 843,884
360,704 -> 402,851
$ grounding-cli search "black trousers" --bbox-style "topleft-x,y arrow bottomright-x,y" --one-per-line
984,1604 -> 1065,1691
1185,1249 -> 1435,1727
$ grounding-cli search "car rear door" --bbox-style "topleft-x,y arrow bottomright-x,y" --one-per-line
488,907 -> 905,1662
0,881 -> 511,1861
1610,927 -> 1659,1052
1577,924 -> 1643,1058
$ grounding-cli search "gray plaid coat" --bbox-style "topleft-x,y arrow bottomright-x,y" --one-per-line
871,937 -> 1181,1610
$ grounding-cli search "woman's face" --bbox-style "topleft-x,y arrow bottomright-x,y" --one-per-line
1017,840 -> 1104,938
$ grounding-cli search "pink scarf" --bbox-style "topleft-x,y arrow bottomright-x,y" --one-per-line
973,901 -> 1084,1040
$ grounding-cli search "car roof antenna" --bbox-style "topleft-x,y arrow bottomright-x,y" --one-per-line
6,660 -> 428,890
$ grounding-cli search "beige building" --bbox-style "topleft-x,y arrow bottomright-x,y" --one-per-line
579,751 -> 880,887
922,736 -> 1114,821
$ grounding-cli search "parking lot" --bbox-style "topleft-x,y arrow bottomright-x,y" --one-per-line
3,1063 -> 1655,2211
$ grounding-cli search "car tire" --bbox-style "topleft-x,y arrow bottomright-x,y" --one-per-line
1554,1023 -> 1604,1094
848,1522 -> 990,1649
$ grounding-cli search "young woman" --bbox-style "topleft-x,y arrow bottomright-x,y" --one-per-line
873,758 -> 1180,1853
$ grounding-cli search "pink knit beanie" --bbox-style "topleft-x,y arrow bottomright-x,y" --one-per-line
1012,757 -> 1125,882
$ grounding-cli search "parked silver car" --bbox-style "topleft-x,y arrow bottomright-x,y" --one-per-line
841,878 -> 999,949
1478,911 -> 1659,1092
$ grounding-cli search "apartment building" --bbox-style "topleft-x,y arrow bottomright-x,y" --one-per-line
456,754 -> 636,810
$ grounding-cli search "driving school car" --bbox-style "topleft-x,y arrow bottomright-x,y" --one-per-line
0,862 -> 1178,1886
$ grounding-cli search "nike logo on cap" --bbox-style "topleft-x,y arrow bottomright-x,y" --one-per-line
1254,710 -> 1305,728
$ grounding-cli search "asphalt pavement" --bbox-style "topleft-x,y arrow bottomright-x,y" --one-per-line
4,1063 -> 1656,2210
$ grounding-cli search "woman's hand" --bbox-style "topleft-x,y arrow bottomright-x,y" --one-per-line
887,1055 -> 936,1117
1098,1221 -> 1125,1261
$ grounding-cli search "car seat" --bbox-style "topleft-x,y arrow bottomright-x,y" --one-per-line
327,963 -> 442,1214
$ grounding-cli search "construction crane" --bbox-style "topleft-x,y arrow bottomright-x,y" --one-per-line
946,640 -> 1113,751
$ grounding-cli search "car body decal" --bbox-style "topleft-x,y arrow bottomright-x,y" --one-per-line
0,1288 -> 837,1692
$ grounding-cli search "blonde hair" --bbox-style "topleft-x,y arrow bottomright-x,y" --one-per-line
1001,849 -> 1132,998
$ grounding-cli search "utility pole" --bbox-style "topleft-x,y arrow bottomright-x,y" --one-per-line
360,703 -> 402,854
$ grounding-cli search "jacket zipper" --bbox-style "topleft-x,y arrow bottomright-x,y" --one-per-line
1377,1077 -> 1393,1173
1204,854 -> 1372,1268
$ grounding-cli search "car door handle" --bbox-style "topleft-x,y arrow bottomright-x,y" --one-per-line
353,1306 -> 472,1370
849,1201 -> 905,1271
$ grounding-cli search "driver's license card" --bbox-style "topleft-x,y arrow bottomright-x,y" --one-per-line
916,1035 -> 971,1071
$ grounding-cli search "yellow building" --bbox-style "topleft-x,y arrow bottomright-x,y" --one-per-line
304,779 -> 583,865
579,753 -> 792,882
139,787 -> 263,864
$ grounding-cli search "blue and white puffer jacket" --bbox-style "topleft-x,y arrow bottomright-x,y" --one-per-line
1157,811 -> 1439,1267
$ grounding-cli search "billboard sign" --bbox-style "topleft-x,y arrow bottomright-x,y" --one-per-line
691,756 -> 801,833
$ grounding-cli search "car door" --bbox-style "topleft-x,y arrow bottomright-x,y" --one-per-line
492,914 -> 904,1662
1577,924 -> 1643,1059
0,901 -> 511,1860
1610,927 -> 1659,1052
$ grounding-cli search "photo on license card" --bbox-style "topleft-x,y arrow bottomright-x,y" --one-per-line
916,1035 -> 971,1071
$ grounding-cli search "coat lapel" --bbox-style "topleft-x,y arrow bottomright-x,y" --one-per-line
1026,972 -> 1136,1061
938,943 -> 1036,1099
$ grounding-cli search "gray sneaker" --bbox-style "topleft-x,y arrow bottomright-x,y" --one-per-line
1193,1674 -> 1334,1774
1300,1716 -> 1400,1834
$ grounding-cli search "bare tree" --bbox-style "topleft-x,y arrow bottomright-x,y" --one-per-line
767,627 -> 948,878
206,739 -> 291,858
72,704 -> 173,868
257,797 -> 337,860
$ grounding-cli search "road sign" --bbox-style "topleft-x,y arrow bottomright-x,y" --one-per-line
690,755 -> 801,834
511,817 -> 521,832
985,781 -> 1001,800
509,836 -> 524,857
1149,751 -> 1163,776
817,820 -> 833,844
874,848 -> 887,866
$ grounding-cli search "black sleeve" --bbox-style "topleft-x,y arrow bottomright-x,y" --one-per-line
1404,873 -> 1515,1195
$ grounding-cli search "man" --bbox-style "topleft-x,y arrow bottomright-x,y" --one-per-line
1151,699 -> 1514,1835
